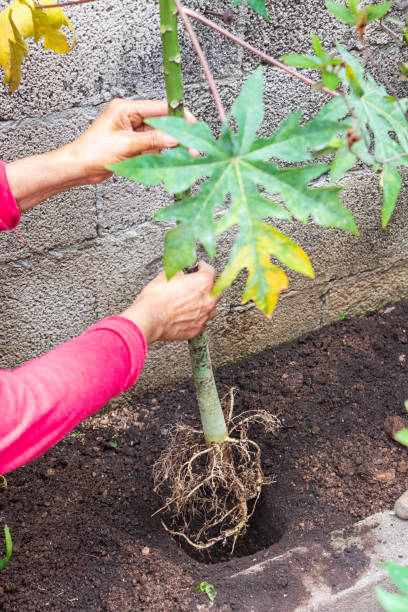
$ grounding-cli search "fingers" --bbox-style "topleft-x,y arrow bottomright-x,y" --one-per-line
195,260 -> 217,284
128,130 -> 179,155
109,98 -> 197,125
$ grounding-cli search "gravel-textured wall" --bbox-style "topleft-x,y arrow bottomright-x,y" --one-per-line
1,0 -> 407,400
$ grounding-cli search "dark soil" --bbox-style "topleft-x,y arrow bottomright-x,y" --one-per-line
1,302 -> 408,611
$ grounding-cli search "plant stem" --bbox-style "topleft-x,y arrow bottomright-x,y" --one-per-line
159,0 -> 228,445
183,6 -> 339,97
159,0 -> 185,117
35,0 -> 96,8
189,332 -> 228,443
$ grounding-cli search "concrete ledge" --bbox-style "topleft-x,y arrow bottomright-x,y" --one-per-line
205,512 -> 408,611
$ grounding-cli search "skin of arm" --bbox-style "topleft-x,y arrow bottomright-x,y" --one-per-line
5,98 -> 195,212
121,261 -> 220,344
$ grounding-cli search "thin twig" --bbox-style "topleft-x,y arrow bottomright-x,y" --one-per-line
380,21 -> 403,44
35,0 -> 96,8
183,7 -> 339,98
174,0 -> 226,122
381,151 -> 408,164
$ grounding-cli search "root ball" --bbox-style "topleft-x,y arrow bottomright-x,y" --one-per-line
153,395 -> 279,550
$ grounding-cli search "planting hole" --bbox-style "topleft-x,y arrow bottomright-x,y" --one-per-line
176,489 -> 285,564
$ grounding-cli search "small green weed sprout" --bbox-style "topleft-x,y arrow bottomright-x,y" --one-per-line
376,400 -> 408,610
193,581 -> 217,602
376,562 -> 408,611
0,525 -> 12,570
340,312 -> 347,320
393,400 -> 408,446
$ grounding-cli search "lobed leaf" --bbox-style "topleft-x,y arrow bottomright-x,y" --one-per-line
330,146 -> 357,182
335,45 -> 408,224
113,68 -> 358,316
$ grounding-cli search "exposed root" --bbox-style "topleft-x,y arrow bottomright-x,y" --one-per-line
153,389 -> 280,551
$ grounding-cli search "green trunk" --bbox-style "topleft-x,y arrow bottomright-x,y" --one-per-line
159,0 -> 228,445
188,333 -> 228,444
158,0 -> 184,118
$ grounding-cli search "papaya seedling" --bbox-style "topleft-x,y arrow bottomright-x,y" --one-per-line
0,525 -> 12,570
3,0 -> 408,552
111,0 -> 408,550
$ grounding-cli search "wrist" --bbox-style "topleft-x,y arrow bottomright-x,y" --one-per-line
5,147 -> 86,212
120,298 -> 161,345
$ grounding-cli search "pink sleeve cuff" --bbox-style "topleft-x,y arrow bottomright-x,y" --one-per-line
0,161 -> 21,231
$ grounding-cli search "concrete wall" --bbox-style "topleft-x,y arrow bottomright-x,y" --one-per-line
1,0 -> 408,399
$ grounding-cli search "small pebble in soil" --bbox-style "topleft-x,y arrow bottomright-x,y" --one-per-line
395,491 -> 408,519
141,547 -> 150,556
398,460 -> 408,473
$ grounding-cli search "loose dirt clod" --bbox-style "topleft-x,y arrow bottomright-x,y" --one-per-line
153,391 -> 279,550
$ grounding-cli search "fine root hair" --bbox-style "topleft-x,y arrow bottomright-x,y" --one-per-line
153,389 -> 280,550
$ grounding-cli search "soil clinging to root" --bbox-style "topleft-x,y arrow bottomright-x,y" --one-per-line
153,392 -> 280,551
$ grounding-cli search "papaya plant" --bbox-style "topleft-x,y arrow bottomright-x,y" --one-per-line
2,0 -> 408,550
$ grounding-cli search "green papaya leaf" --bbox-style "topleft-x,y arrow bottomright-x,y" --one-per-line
330,146 -> 357,182
335,45 -> 408,227
113,68 -> 358,315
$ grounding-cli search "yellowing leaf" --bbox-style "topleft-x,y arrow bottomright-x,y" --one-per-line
0,0 -> 76,93
114,69 -> 356,318
3,9 -> 28,91
213,235 -> 290,316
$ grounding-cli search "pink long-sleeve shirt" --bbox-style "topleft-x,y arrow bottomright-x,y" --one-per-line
0,161 -> 147,474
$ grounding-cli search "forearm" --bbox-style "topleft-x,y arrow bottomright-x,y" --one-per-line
0,316 -> 146,474
5,145 -> 86,213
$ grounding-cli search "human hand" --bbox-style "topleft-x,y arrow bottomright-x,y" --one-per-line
120,262 -> 221,345
65,98 -> 196,184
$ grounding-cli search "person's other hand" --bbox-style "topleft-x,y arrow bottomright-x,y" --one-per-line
67,98 -> 196,184
120,262 -> 221,344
